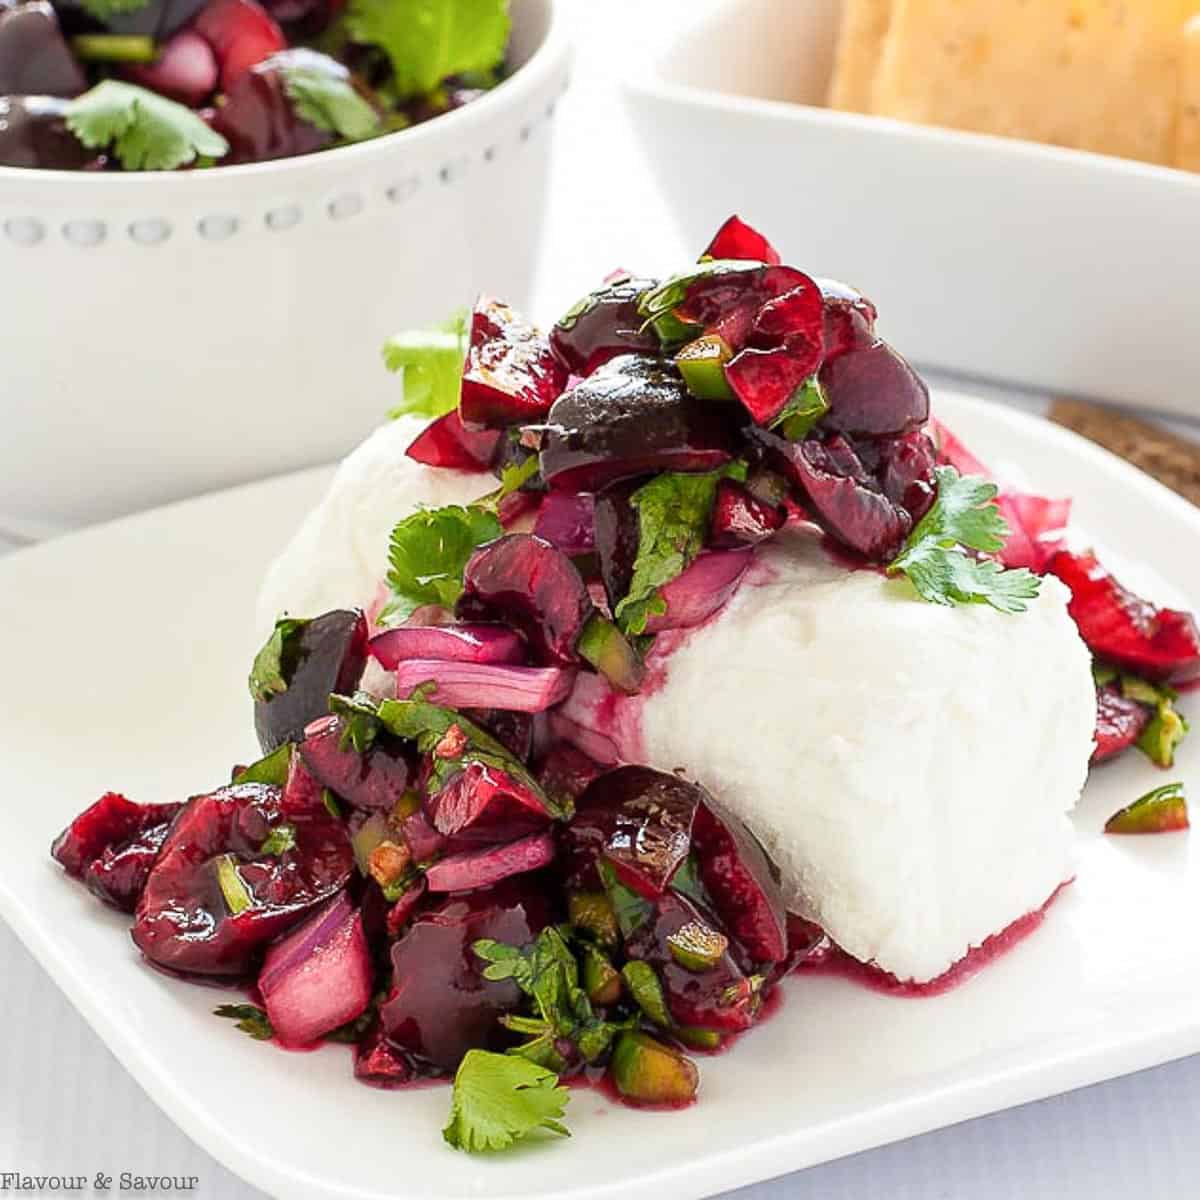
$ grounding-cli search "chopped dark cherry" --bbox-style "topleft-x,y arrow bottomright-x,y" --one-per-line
691,797 -> 787,964
816,278 -> 878,361
192,0 -> 286,90
1092,685 -> 1152,764
550,275 -> 660,376
540,355 -> 738,493
750,427 -> 911,562
0,2 -> 85,97
424,756 -> 555,845
210,48 -> 350,164
626,890 -> 762,1033
576,765 -> 701,899
459,297 -> 568,429
1048,550 -> 1200,684
702,214 -> 781,265
380,880 -> 552,1071
536,743 -> 605,810
876,430 -> 938,522
299,714 -> 416,811
406,410 -> 502,472
456,533 -> 594,667
709,478 -> 786,547
672,264 -> 812,350
354,1022 -> 417,1088
131,780 -> 353,976
254,608 -> 368,753
593,481 -> 640,612
820,341 -> 930,438
51,792 -> 182,912
461,707 -> 534,762
0,95 -> 97,168
532,490 -> 596,557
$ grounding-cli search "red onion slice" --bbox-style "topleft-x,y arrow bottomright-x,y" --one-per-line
259,891 -> 372,1046
393,660 -> 574,712
424,830 -> 557,892
645,550 -> 752,633
369,624 -> 525,669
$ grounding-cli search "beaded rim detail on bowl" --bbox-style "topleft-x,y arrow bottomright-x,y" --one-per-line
0,75 -> 567,250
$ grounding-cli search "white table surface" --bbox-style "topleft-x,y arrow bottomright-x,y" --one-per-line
4,3 -> 1200,1197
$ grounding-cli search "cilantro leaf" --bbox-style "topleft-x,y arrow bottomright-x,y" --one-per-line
474,928 -> 624,1069
233,743 -> 294,787
79,0 -> 150,19
280,59 -> 382,143
65,81 -> 228,172
347,0 -> 510,100
382,504 -> 502,624
249,618 -> 309,703
443,1049 -> 569,1153
357,691 -> 565,819
214,1004 -> 274,1041
615,471 -> 724,635
384,311 -> 469,419
329,691 -> 383,753
887,466 -> 1041,613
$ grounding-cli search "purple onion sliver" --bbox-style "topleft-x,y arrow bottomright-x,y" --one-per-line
369,624 -> 526,669
424,830 -> 557,892
258,890 -> 352,998
393,660 -> 575,713
644,550 -> 753,634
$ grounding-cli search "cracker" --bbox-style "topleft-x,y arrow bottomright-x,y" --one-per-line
1177,14 -> 1200,170
829,0 -> 893,113
869,0 -> 1191,165
1049,399 -> 1200,507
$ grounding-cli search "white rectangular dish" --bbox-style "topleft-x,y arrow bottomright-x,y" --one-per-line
0,392 -> 1198,1199
624,0 -> 1200,421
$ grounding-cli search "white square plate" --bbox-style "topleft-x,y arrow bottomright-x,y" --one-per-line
624,0 -> 1200,421
1,392 -> 1198,1200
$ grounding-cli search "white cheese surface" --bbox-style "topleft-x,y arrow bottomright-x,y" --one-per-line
258,424 -> 1097,983
256,417 -> 489,634
633,529 -> 1096,982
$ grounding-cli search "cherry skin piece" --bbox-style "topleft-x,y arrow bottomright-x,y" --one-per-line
456,533 -> 594,667
549,275 -> 660,377
876,430 -> 938,523
573,765 -> 701,900
380,880 -> 552,1072
540,355 -> 737,493
299,714 -> 416,811
424,757 -> 555,845
816,278 -> 878,361
406,410 -> 501,471
1092,685 -> 1152,764
820,341 -> 930,439
459,297 -> 568,428
132,781 -> 353,977
51,792 -> 182,912
1048,550 -> 1200,684
254,608 -> 368,754
702,215 -> 781,265
750,427 -> 911,562
691,797 -> 788,964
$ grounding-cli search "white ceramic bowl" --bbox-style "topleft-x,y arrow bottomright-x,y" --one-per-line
0,0 -> 569,537
625,0 -> 1199,422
